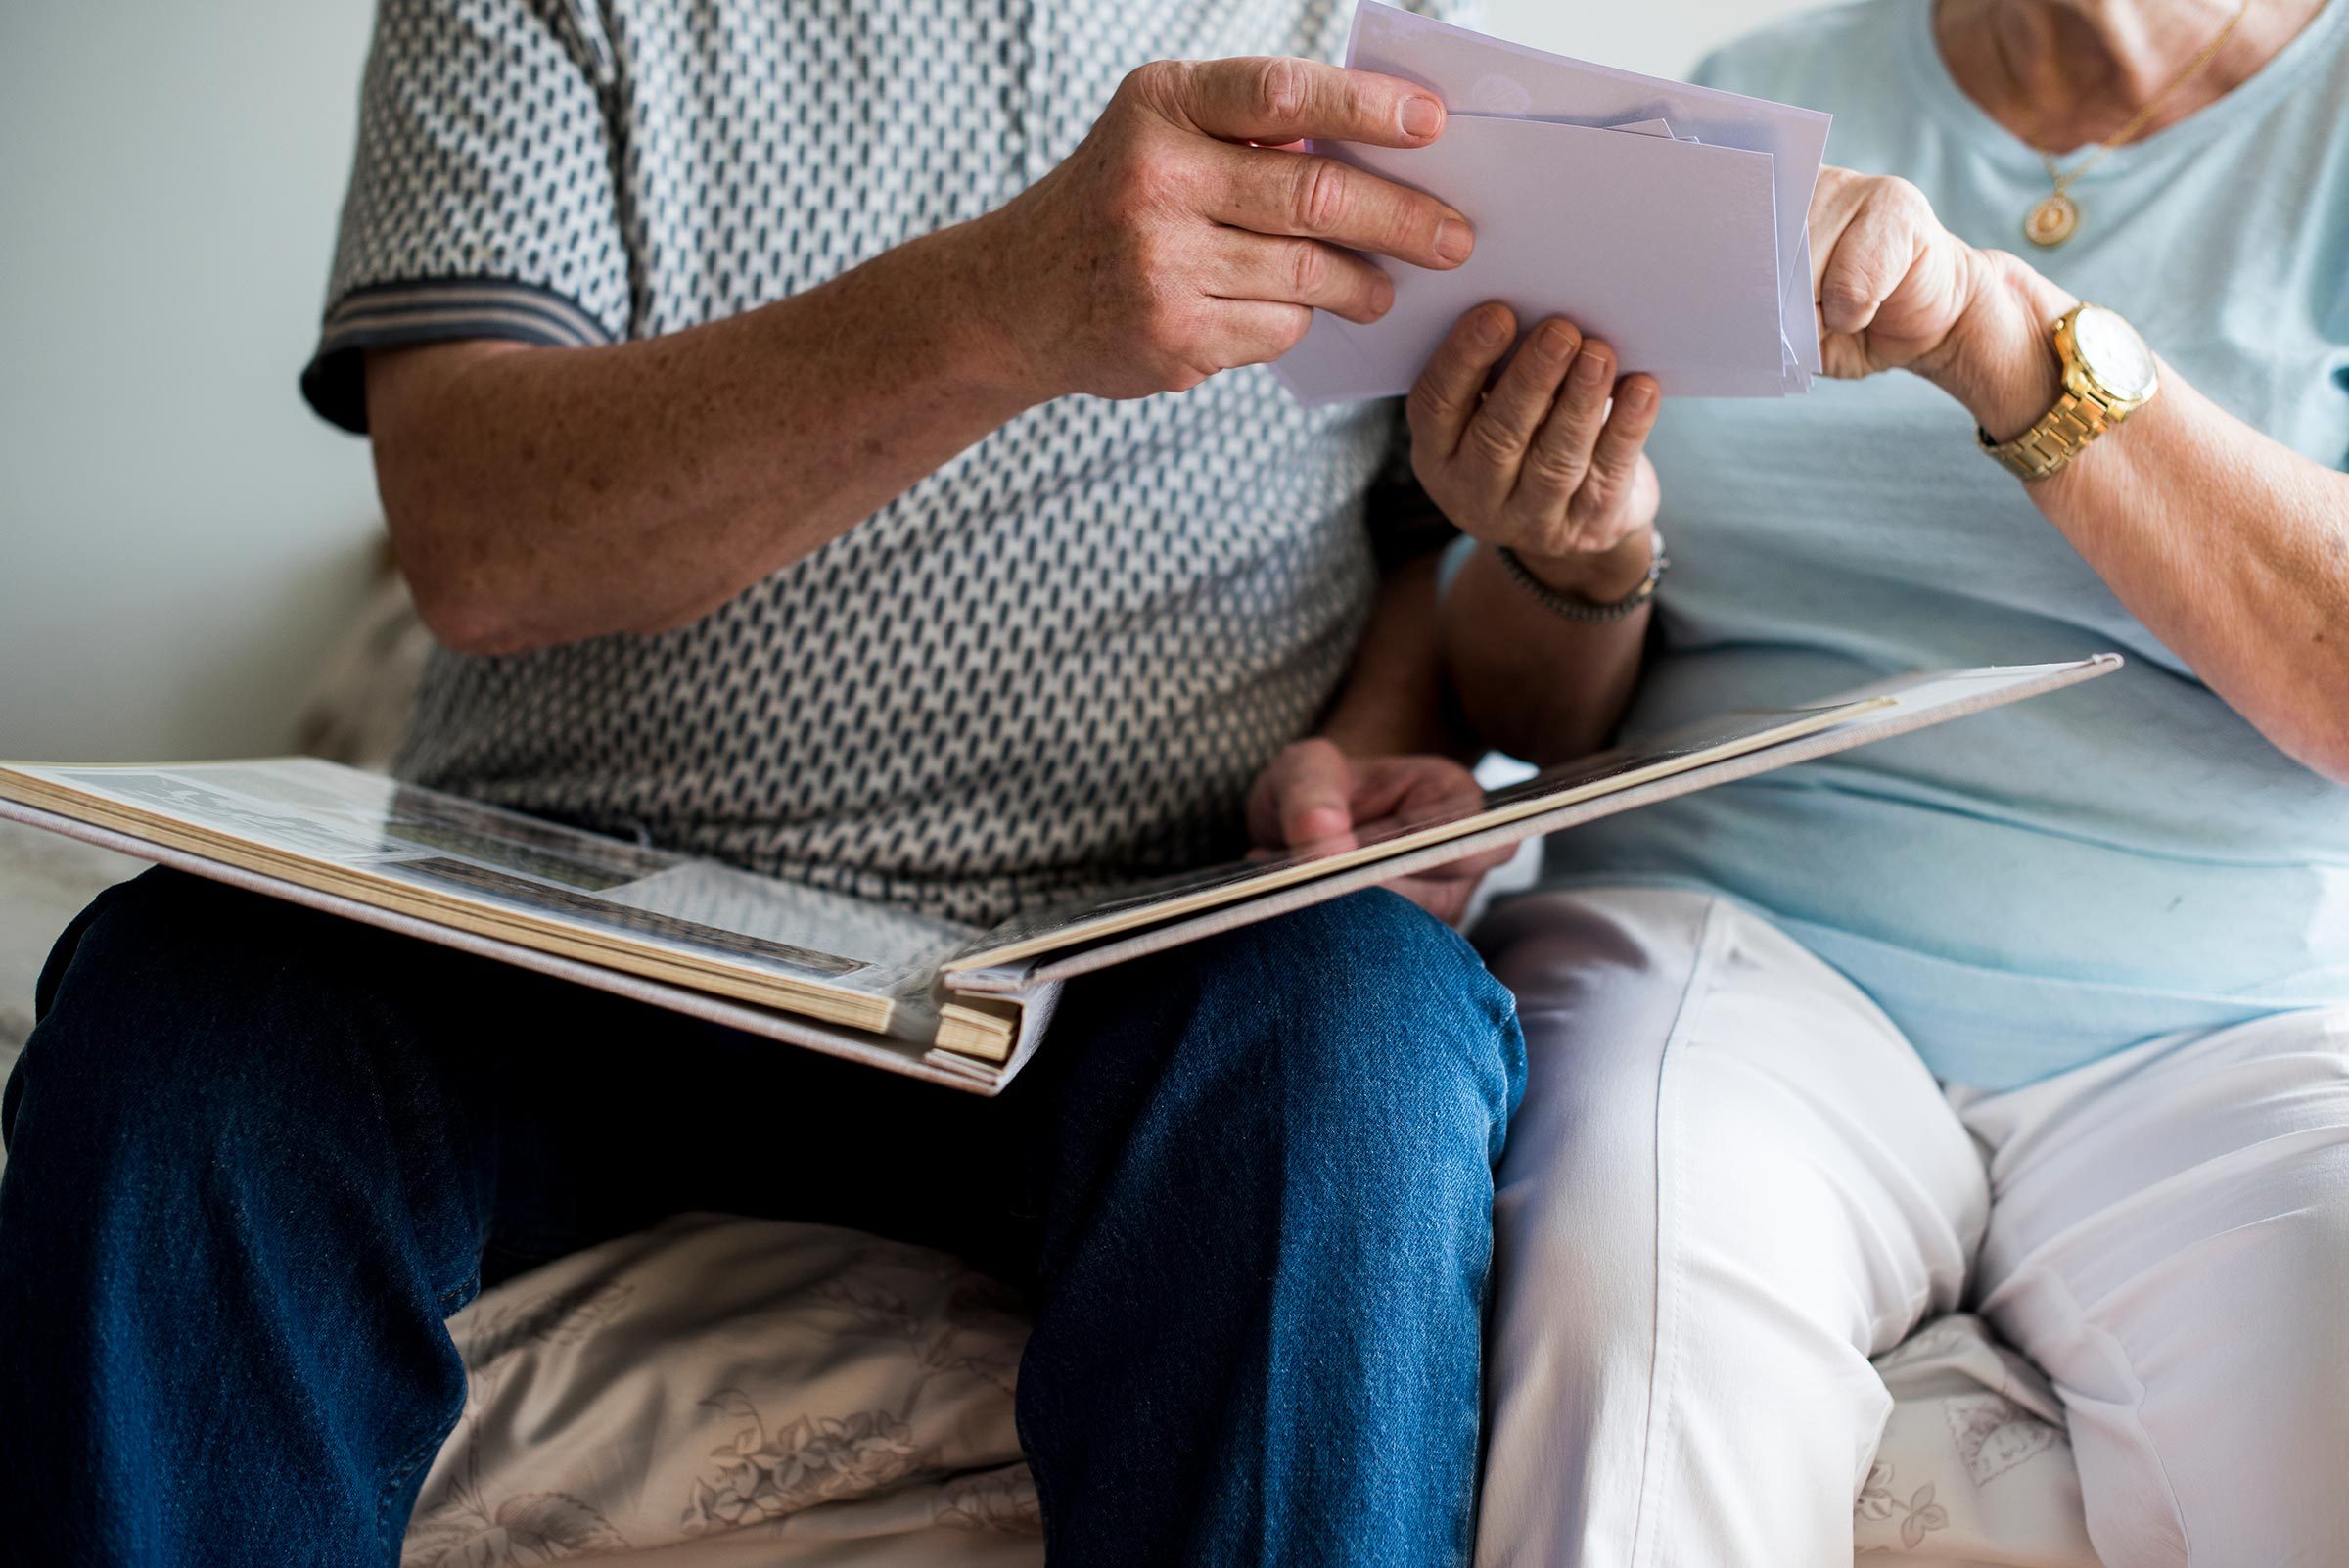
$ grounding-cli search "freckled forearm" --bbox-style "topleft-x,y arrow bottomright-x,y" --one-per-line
368,218 -> 1040,654
1923,260 -> 2349,780
2036,377 -> 2349,777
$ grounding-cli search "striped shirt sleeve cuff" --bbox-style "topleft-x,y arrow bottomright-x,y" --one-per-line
299,277 -> 617,434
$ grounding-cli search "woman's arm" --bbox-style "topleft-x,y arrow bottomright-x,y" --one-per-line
1811,169 -> 2349,782
1412,306 -> 1663,766
1243,304 -> 1670,916
1442,539 -> 1651,767
1315,553 -> 1460,761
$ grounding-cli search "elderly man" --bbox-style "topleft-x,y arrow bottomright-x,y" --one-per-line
0,3 -> 1526,1564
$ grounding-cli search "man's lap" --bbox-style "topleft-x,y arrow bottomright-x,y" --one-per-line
5,865 -> 1518,1288
1,864 -> 1524,1568
4,869 -> 1008,1280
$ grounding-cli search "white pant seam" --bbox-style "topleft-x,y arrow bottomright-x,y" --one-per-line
1627,896 -> 1737,1568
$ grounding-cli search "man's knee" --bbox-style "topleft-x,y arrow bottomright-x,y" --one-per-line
9,868 -> 469,1168
1153,889 -> 1526,1159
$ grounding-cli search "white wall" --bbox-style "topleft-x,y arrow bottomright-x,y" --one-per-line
1482,0 -> 1822,79
0,0 -> 1817,764
0,1 -> 383,762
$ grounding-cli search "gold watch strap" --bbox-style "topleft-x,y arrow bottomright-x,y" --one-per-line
1977,386 -> 2117,482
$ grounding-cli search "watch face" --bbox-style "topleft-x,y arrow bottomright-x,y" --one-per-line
2073,305 -> 2158,401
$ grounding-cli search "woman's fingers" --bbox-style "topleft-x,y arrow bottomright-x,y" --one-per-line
1818,205 -> 1913,339
1244,737 -> 1359,851
1570,373 -> 1661,532
1511,337 -> 1616,523
1462,318 -> 1581,480
1407,302 -> 1515,459
1808,166 -> 1976,375
1409,313 -> 1666,557
1353,753 -> 1482,827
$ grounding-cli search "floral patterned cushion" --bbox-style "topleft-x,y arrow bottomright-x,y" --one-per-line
404,1215 -> 2104,1568
1860,1315 -> 2103,1565
404,1213 -> 1040,1568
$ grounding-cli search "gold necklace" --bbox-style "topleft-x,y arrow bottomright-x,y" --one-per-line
1992,0 -> 2253,246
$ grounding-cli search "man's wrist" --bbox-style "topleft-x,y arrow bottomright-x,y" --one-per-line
935,212 -> 1065,411
1507,529 -> 1657,604
1915,252 -> 2074,442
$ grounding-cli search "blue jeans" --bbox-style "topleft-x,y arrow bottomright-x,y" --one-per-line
0,867 -> 1523,1567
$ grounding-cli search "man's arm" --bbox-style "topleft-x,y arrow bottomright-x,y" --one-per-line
1246,552 -> 1518,924
364,58 -> 1477,656
366,233 -> 1036,655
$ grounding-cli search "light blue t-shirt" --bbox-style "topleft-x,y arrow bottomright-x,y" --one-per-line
1542,0 -> 2349,1088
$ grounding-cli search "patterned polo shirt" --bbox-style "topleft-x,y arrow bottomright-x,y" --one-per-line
302,0 -> 1464,926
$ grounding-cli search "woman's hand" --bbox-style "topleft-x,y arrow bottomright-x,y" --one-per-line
1407,303 -> 1663,601
1244,739 -> 1513,926
1809,166 -> 2075,437
1809,168 -> 2349,782
1810,165 -> 1993,379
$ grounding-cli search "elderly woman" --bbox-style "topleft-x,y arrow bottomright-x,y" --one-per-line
1412,0 -> 2346,1562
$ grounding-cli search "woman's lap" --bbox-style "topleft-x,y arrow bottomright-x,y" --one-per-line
1472,886 -> 1981,1567
1952,1007 -> 2349,1565
1474,884 -> 2349,1568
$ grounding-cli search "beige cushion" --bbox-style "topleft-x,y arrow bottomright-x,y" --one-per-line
406,1214 -> 2104,1568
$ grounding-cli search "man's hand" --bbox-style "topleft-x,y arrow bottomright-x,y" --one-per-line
977,57 -> 1476,400
1407,304 -> 1662,604
1245,739 -> 1513,926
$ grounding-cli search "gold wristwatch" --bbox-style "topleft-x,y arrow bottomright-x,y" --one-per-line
1978,302 -> 2160,482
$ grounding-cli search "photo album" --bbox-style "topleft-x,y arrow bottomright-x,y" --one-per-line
0,658 -> 2116,1094
0,5 -> 2122,1093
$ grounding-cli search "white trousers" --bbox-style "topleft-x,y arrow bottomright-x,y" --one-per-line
1472,887 -> 2349,1568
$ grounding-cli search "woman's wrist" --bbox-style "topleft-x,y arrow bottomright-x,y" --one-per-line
1507,528 -> 1657,603
1915,252 -> 2075,440
1313,554 -> 1465,760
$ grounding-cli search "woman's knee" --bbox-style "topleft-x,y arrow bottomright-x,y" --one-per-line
2106,1199 -> 2349,1567
1488,888 -> 1977,1347
1484,890 -> 1720,1215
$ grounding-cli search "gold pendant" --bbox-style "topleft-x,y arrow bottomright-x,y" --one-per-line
2025,191 -> 2079,248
